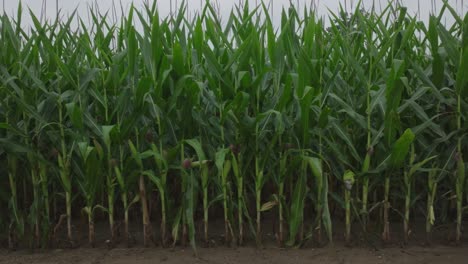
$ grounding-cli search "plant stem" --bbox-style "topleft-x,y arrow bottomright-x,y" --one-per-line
455,94 -> 464,245
382,174 -> 390,242
65,190 -> 72,243
345,188 -> 351,244
160,188 -> 167,247
279,182 -> 284,246
107,174 -> 115,243
233,152 -> 244,245
255,157 -> 262,247
121,192 -> 129,247
7,156 -> 18,249
404,173 -> 410,244
362,176 -> 369,229
426,170 -> 436,245
58,102 -> 72,244
31,161 -> 40,246
139,175 -> 152,247
203,175 -> 208,244
39,163 -> 50,244
88,211 -> 95,247
222,161 -> 230,244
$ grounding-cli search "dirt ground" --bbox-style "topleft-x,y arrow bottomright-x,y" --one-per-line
2,217 -> 467,264
1,245 -> 468,264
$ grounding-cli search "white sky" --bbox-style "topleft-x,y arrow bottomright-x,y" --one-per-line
1,0 -> 466,28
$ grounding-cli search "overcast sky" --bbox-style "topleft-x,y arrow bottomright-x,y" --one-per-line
1,0 -> 466,28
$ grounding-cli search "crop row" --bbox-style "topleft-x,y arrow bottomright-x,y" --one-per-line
0,1 -> 467,251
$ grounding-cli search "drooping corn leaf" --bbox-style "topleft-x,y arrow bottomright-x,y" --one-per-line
390,128 -> 415,168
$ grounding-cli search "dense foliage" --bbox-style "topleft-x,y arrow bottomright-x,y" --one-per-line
0,1 -> 467,250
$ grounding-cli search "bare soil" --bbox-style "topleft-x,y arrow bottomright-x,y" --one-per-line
2,245 -> 468,264
2,215 -> 467,264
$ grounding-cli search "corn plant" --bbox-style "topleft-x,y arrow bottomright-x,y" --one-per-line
343,170 -> 355,244
129,139 -> 154,247
75,142 -> 102,247
1,0 -> 467,251
453,12 -> 468,245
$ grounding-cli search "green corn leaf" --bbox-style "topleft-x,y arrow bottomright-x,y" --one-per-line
214,148 -> 229,168
185,138 -> 206,161
456,159 -> 465,199
101,125 -> 115,148
260,200 -> 278,212
385,59 -> 406,146
456,14 -> 468,97
408,156 -> 438,179
142,170 -> 164,194
390,128 -> 415,168
114,166 -> 125,191
172,42 -> 185,77
343,170 -> 355,183
128,194 -> 141,211
304,156 -> 323,190
287,163 -> 308,246
128,140 -> 143,169
65,102 -> 83,130
321,172 -> 333,244
185,170 -> 198,254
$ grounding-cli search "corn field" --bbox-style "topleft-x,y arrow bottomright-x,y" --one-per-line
0,1 -> 467,251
